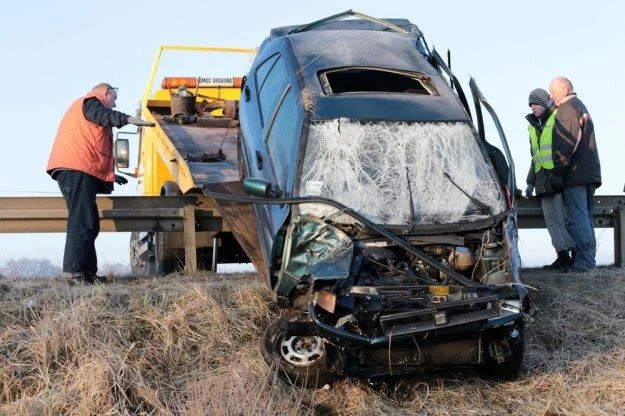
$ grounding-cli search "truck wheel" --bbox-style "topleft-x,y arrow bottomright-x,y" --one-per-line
482,321 -> 525,380
261,316 -> 339,388
129,231 -> 177,277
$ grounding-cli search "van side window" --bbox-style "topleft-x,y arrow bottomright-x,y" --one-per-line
255,54 -> 279,88
266,87 -> 299,192
255,53 -> 289,126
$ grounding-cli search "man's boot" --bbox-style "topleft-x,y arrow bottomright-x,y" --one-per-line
543,250 -> 573,270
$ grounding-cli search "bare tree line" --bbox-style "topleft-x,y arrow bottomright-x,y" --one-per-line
0,258 -> 130,279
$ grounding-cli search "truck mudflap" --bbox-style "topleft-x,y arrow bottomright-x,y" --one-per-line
203,181 -> 268,283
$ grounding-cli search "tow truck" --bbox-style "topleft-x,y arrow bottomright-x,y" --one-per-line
116,45 -> 261,278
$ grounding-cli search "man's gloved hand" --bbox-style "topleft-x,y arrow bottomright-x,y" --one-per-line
525,184 -> 534,198
127,116 -> 156,127
115,174 -> 128,185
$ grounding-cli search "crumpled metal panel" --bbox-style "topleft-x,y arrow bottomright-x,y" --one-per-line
504,213 -> 522,280
282,215 -> 353,280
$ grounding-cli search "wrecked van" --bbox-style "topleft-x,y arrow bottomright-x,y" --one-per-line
205,10 -> 529,386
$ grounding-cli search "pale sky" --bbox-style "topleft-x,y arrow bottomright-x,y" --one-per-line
0,0 -> 623,268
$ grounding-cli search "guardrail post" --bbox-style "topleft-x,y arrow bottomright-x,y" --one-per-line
183,203 -> 197,273
614,206 -> 625,267
212,236 -> 219,272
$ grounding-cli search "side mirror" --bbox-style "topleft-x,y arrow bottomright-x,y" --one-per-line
115,139 -> 129,169
243,178 -> 281,198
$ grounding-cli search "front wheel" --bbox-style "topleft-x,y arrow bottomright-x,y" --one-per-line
261,316 -> 340,388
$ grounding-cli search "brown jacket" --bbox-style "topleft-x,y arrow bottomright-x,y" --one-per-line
551,95 -> 601,189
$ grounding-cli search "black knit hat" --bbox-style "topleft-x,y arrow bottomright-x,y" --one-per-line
528,88 -> 550,107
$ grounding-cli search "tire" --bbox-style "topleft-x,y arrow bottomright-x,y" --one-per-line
129,231 -> 178,278
261,316 -> 339,388
482,321 -> 525,380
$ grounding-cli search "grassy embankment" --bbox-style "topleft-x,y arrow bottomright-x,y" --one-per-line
0,268 -> 624,415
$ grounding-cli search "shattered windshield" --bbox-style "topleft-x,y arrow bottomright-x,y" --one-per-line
298,120 -> 505,225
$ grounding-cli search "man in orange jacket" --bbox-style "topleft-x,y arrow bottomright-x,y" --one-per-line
47,83 -> 155,283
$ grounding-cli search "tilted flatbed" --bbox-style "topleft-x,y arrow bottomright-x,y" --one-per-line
155,117 -> 239,184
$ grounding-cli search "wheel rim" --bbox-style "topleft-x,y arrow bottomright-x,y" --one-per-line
279,335 -> 325,366
130,232 -> 159,277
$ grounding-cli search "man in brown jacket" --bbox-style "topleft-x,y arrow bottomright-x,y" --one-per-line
549,76 -> 601,271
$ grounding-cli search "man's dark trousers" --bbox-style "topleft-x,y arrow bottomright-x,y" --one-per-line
56,170 -> 100,277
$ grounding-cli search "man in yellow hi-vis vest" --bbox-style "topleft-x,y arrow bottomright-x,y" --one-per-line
524,88 -> 576,269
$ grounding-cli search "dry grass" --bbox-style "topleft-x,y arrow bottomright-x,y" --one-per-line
0,267 -> 624,415
300,87 -> 317,115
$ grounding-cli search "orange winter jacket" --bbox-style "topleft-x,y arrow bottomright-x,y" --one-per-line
46,86 -> 116,182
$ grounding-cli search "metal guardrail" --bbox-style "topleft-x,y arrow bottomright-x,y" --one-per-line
0,196 -> 225,273
517,195 -> 625,267
0,196 -> 222,233
0,194 -> 622,269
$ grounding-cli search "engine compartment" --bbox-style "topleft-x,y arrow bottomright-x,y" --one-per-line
271,214 -> 521,343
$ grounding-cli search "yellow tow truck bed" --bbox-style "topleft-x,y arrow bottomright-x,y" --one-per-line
155,117 -> 239,185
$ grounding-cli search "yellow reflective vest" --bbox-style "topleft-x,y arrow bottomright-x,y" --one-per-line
528,109 -> 556,173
